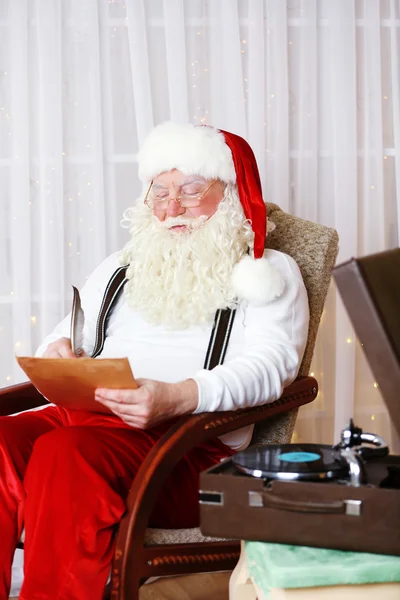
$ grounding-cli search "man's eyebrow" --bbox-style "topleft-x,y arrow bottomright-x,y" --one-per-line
152,176 -> 207,189
180,176 -> 207,185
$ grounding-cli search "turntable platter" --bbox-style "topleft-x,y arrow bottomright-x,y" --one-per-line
232,443 -> 350,481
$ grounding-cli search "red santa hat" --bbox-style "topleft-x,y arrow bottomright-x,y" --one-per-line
137,122 -> 284,306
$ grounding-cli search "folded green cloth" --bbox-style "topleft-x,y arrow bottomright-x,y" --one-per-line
245,542 -> 400,597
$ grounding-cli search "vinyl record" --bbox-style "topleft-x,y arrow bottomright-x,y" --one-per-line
232,443 -> 350,481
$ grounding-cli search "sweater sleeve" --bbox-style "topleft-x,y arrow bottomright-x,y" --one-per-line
35,252 -> 121,357
193,251 -> 310,413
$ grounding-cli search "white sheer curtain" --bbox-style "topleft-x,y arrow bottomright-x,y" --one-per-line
1,0 -> 399,449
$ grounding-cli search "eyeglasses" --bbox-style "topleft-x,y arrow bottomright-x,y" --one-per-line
144,179 -> 218,210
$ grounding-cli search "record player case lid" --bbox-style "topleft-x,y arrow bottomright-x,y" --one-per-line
333,248 -> 400,436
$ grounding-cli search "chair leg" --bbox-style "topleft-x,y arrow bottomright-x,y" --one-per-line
110,567 -> 142,600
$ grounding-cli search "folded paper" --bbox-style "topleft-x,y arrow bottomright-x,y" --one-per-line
16,356 -> 137,414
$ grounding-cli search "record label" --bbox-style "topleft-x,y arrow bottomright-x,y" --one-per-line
278,451 -> 321,463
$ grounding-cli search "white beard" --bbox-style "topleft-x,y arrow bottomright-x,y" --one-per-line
120,185 -> 254,329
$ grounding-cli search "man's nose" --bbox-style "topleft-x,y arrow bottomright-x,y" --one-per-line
166,197 -> 186,217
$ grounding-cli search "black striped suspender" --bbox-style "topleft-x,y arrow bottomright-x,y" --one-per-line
90,266 -> 236,369
203,307 -> 236,369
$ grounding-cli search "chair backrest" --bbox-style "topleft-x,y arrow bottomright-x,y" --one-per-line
250,203 -> 339,445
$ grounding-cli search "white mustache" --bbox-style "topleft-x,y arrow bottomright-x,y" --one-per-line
159,216 -> 208,231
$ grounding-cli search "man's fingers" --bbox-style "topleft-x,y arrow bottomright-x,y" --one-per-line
45,348 -> 73,358
59,347 -> 76,358
95,388 -> 140,403
45,350 -> 62,358
95,398 -> 148,429
43,338 -> 76,359
97,400 -> 147,418
95,396 -> 149,420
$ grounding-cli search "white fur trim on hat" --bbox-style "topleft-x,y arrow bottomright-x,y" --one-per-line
231,254 -> 285,306
137,122 -> 236,183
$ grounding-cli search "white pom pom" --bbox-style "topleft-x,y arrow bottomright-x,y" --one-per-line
231,255 -> 285,306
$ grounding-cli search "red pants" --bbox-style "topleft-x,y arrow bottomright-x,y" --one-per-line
0,405 -> 233,600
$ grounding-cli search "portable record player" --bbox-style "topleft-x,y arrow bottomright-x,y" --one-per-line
232,421 -> 391,486
200,249 -> 400,556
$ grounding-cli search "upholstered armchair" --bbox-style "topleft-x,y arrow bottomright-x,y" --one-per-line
0,203 -> 338,600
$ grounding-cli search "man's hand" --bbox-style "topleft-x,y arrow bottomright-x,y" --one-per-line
42,337 -> 88,358
94,378 -> 198,429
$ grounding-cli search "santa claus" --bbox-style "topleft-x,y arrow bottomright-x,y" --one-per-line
0,122 -> 309,600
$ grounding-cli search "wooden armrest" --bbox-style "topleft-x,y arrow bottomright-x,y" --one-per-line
112,376 -> 317,593
0,382 -> 48,416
